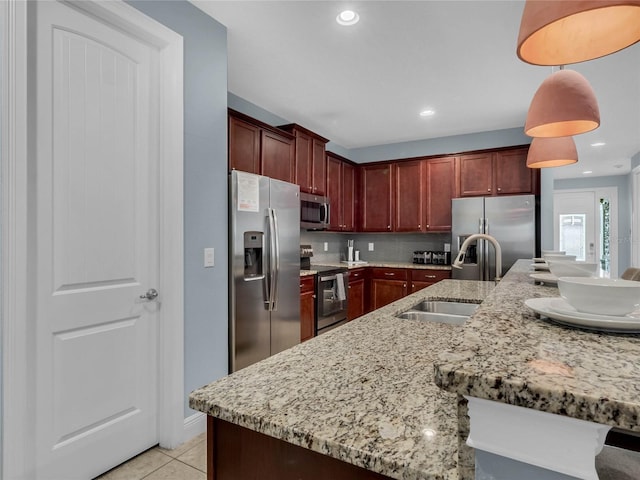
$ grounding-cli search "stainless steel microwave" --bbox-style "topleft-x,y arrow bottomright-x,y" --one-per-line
300,192 -> 329,230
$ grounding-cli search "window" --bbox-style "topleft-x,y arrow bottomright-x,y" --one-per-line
559,214 -> 586,261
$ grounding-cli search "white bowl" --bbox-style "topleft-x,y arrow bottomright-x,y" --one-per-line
547,260 -> 598,278
543,254 -> 577,262
557,277 -> 640,316
542,250 -> 566,255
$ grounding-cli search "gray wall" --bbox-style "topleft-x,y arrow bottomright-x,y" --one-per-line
553,174 -> 631,274
127,0 -> 229,417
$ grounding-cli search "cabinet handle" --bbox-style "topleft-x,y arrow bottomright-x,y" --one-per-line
387,225 -> 391,230
426,224 -> 430,228
384,272 -> 395,276
424,274 -> 436,279
348,285 -> 351,289
497,187 -> 502,192
487,188 -> 491,192
403,283 -> 407,288
418,224 -> 421,229
312,294 -> 316,299
300,284 -> 304,288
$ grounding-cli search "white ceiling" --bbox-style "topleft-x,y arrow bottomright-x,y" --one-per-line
192,1 -> 640,180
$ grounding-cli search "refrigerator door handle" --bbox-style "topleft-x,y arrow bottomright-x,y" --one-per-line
478,218 -> 483,234
267,207 -> 280,311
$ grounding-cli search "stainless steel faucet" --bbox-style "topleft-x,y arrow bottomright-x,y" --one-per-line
452,233 -> 503,282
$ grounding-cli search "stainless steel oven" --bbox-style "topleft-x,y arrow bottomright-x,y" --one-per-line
314,266 -> 349,334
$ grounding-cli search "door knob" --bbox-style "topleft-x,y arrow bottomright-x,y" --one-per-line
139,288 -> 159,300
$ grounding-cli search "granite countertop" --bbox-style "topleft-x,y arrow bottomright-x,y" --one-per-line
190,279 -> 494,480
434,259 -> 640,432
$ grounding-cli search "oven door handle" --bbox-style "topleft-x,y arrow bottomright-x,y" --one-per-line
319,274 -> 337,282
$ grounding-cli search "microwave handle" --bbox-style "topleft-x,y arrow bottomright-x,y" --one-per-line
321,202 -> 330,224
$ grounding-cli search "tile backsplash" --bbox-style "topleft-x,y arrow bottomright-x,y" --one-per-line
301,231 -> 452,264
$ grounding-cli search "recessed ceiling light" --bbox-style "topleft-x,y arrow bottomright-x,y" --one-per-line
419,109 -> 435,117
590,142 -> 606,147
336,10 -> 359,26
583,170 -> 593,174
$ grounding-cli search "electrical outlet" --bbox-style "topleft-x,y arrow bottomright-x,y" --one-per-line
204,247 -> 215,267
368,242 -> 374,251
324,242 -> 329,251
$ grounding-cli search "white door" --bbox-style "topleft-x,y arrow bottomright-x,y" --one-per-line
34,1 -> 159,477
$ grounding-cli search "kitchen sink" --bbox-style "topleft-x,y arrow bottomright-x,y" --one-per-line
409,301 -> 478,316
396,301 -> 479,325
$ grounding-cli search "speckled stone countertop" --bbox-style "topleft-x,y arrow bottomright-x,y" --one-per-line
434,259 -> 640,432
190,279 -> 494,480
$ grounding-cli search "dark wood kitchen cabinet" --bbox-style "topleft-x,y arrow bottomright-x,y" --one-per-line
347,268 -> 366,320
279,124 -> 329,195
409,269 -> 451,293
425,157 -> 456,231
228,114 -> 261,174
458,152 -> 494,197
326,152 -> 356,232
360,164 -> 393,232
370,268 -> 408,309
393,160 -> 424,232
228,109 -> 295,183
261,130 -> 295,183
300,275 -> 315,342
494,148 -> 536,195
458,147 -> 537,197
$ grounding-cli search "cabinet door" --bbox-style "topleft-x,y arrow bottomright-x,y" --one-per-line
347,278 -> 365,321
425,157 -> 455,231
294,131 -> 313,193
326,155 -> 343,230
261,130 -> 294,183
394,160 -> 424,232
494,148 -> 534,195
228,116 -> 260,174
342,162 -> 356,232
371,279 -> 407,309
361,164 -> 392,231
300,277 -> 315,342
409,269 -> 450,293
459,153 -> 494,197
410,281 -> 432,293
312,138 -> 327,195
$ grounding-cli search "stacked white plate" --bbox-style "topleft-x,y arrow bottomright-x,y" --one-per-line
525,297 -> 640,333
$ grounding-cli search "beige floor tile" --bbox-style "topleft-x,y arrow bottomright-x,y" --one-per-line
177,439 -> 207,473
144,459 -> 206,480
157,432 -> 206,459
95,449 -> 172,480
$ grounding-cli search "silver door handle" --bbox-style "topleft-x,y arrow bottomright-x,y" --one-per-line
139,288 -> 158,300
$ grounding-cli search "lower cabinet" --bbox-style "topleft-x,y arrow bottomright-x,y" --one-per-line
347,268 -> 366,321
409,269 -> 451,293
370,268 -> 408,310
300,276 -> 315,342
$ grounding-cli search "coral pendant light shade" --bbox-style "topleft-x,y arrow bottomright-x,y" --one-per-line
527,136 -> 578,168
525,69 -> 600,137
517,0 -> 640,66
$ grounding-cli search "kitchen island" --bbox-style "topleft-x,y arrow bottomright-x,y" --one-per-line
190,260 -> 640,479
190,279 -> 494,480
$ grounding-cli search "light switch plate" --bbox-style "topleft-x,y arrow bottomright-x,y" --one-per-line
204,247 -> 215,267
324,242 -> 329,251
368,242 -> 374,251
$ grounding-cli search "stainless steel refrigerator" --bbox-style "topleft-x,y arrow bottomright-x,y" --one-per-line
229,171 -> 301,372
451,195 -> 536,281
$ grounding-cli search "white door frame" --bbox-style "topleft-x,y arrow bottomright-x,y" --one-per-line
1,1 -> 184,478
632,166 -> 640,267
552,186 -> 619,277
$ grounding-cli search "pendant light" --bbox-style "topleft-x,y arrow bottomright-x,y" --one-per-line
517,0 -> 640,66
524,68 -> 600,137
526,136 -> 578,168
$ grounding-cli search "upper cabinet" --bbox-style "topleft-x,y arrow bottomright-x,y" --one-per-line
360,163 -> 393,232
228,109 -> 295,183
279,124 -> 329,195
228,114 -> 261,175
459,147 -> 537,197
393,160 -> 425,232
326,152 -> 356,232
425,157 -> 457,231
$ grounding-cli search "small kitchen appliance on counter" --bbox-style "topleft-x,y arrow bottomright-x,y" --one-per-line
413,250 -> 451,265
